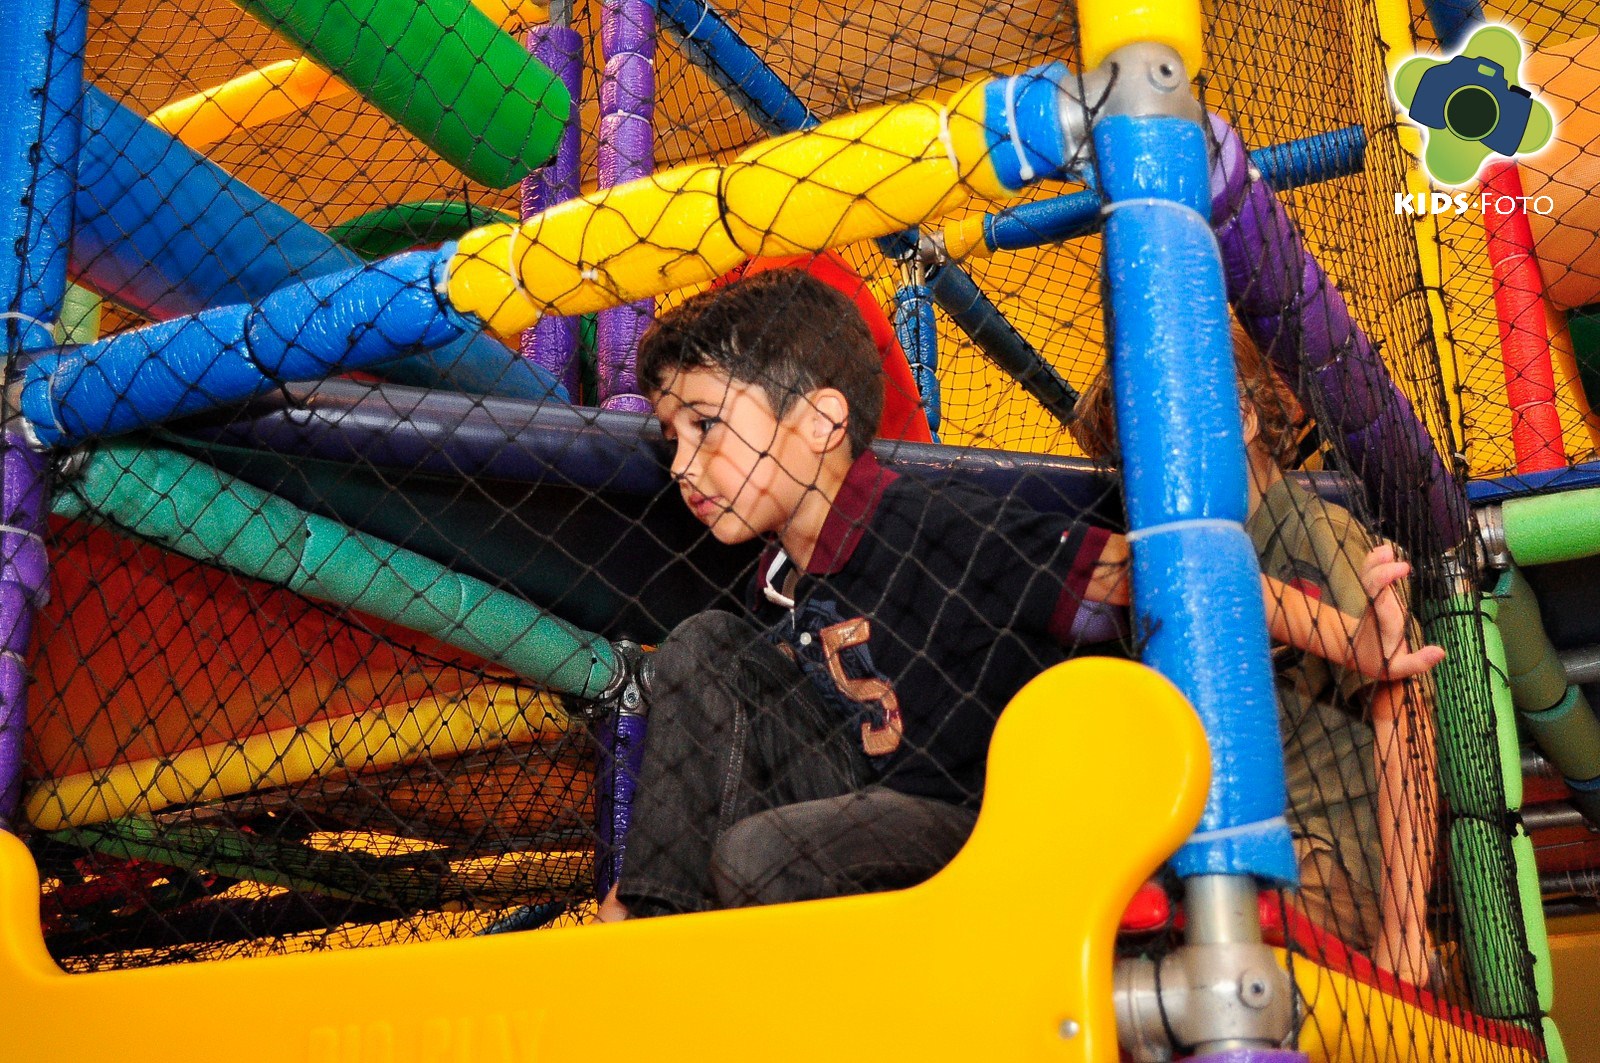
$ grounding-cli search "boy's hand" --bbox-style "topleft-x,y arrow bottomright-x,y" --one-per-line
1350,544 -> 1446,681
1086,532 -> 1131,606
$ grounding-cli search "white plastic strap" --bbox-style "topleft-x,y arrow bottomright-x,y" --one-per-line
1124,517 -> 1243,544
1186,815 -> 1288,846
761,548 -> 796,608
0,523 -> 45,545
1001,75 -> 1034,184
0,311 -> 55,347
1099,196 -> 1213,230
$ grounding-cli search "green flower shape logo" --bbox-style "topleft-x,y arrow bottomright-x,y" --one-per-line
1393,25 -> 1554,186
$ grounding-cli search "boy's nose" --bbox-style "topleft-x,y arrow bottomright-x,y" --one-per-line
670,442 -> 697,482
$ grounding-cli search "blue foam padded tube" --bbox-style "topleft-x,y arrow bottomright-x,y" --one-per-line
657,0 -> 812,134
0,0 -> 86,825
1095,113 -> 1296,884
1422,0 -> 1483,48
2,1 -> 87,350
20,249 -> 468,446
655,0 -> 1076,421
983,125 -> 1368,253
72,88 -> 563,403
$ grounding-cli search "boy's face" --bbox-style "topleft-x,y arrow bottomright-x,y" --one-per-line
652,366 -> 822,545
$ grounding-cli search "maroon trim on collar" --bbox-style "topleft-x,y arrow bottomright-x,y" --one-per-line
806,449 -> 898,575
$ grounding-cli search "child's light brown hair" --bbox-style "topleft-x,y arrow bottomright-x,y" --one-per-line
1070,321 -> 1304,468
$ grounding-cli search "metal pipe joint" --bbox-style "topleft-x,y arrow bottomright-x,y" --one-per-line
1115,940 -> 1295,1061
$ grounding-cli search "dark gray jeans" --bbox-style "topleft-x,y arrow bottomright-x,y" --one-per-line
615,610 -> 977,916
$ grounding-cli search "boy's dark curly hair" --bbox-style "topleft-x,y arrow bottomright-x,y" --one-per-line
1071,320 -> 1304,469
637,269 -> 885,456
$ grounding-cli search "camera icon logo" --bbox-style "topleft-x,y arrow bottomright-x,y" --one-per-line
1393,25 -> 1553,186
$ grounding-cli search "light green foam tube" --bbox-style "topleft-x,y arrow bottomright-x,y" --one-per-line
53,442 -> 619,698
1499,487 -> 1600,567
1512,823 -> 1554,1013
230,0 -> 570,188
1427,593 -> 1520,816
1478,600 -> 1527,810
1448,816 -> 1540,1020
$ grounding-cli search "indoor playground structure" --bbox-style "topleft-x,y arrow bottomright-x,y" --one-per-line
4,0 -> 1600,1059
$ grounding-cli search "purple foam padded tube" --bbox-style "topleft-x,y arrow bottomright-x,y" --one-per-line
521,20 -> 584,399
593,708 -> 647,900
1209,115 -> 1467,558
596,0 -> 656,413
0,0 -> 86,824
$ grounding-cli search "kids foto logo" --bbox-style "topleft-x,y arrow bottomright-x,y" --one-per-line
1391,24 -> 1553,187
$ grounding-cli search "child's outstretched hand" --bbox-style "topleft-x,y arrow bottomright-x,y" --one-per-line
1350,544 -> 1446,681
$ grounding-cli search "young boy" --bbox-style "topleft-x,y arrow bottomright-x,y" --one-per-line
601,271 -> 1440,922
1073,322 -> 1440,984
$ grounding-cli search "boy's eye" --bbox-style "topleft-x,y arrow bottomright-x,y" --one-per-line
695,416 -> 722,435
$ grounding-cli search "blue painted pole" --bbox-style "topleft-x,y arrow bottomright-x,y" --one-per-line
1095,113 -> 1295,884
0,0 -> 87,825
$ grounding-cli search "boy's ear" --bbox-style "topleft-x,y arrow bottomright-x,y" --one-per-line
802,387 -> 851,453
1241,403 -> 1260,447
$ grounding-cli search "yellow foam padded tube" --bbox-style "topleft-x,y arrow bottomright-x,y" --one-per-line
0,657 -> 1207,1062
448,78 -> 1007,334
148,0 -> 549,149
23,683 -> 565,831
942,213 -> 993,262
150,58 -> 343,148
1077,0 -> 1204,77
1366,0 -> 1469,450
1286,948 -> 1543,1063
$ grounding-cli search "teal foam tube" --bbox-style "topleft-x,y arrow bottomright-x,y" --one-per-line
1499,488 -> 1600,567
230,0 -> 570,188
1491,567 -> 1569,711
1489,566 -> 1600,815
71,87 -> 564,402
52,442 -> 619,698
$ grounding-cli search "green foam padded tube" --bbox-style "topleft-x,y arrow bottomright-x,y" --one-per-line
1501,487 -> 1600,567
230,0 -> 570,188
1448,816 -> 1539,1019
54,284 -> 101,345
1525,687 -> 1600,783
1490,567 -> 1569,712
1512,824 -> 1554,1013
1424,595 -> 1507,819
52,442 -> 619,697
328,201 -> 519,261
1544,1017 -> 1570,1063
1475,604 -> 1525,810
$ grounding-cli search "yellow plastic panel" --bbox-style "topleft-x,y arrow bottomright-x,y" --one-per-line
0,657 -> 1207,1062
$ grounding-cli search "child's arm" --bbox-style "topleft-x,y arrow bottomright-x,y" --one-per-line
1086,537 -> 1446,681
1373,675 -> 1440,984
1261,545 -> 1445,680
